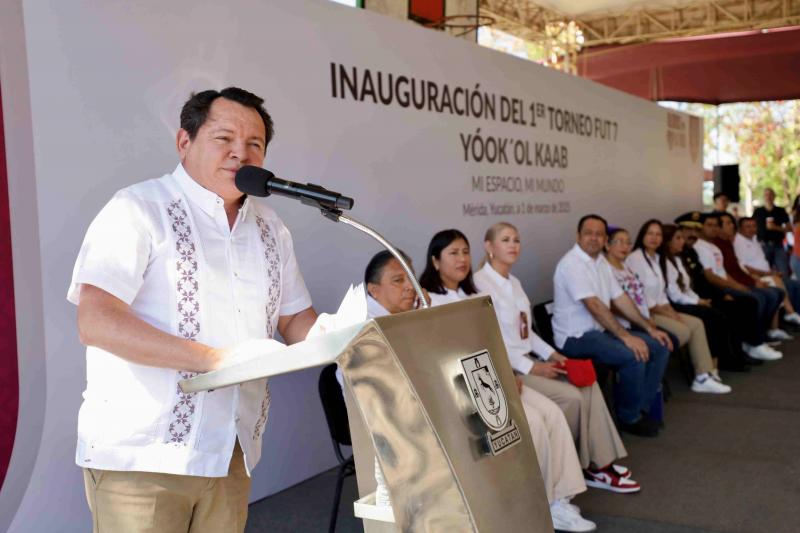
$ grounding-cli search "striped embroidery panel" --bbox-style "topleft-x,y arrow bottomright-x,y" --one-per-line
166,199 -> 199,444
252,215 -> 281,440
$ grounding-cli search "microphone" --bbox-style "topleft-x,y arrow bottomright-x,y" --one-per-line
235,166 -> 354,211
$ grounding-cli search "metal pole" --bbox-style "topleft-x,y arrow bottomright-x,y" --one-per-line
323,210 -> 429,309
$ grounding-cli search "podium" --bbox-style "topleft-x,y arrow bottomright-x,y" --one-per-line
182,296 -> 553,532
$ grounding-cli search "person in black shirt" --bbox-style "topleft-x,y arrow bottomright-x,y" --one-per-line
752,188 -> 790,276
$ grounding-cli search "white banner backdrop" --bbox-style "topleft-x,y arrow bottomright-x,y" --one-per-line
1,0 -> 701,531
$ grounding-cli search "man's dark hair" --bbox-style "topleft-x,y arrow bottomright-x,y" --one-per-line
738,216 -> 755,227
577,214 -> 608,233
718,212 -> 736,227
364,250 -> 411,287
713,192 -> 728,201
419,229 -> 478,296
180,87 -> 274,148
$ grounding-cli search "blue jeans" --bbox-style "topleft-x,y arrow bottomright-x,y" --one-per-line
782,276 -> 800,312
762,242 -> 789,277
791,255 -> 800,280
562,330 -> 670,425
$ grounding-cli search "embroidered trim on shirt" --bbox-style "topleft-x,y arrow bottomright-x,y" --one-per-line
167,199 -> 199,445
255,215 -> 282,337
252,215 -> 282,440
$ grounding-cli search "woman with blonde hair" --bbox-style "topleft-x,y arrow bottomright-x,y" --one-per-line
419,229 -> 597,532
473,222 -> 637,495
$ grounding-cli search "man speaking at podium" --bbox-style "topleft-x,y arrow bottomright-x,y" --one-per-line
67,87 -> 317,532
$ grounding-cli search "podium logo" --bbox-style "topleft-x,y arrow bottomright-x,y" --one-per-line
460,350 -> 509,432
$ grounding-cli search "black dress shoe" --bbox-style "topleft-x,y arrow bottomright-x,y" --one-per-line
619,417 -> 659,437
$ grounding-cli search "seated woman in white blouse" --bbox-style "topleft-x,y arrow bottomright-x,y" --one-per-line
417,229 -> 597,533
610,223 -> 730,394
418,229 -> 479,305
660,224 -> 750,372
471,222 -> 638,498
364,250 -> 419,317
335,250 -> 421,386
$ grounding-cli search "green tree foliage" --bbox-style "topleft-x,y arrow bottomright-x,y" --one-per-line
662,100 -> 800,211
732,101 -> 800,207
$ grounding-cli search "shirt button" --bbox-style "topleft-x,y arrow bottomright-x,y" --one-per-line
235,416 -> 241,423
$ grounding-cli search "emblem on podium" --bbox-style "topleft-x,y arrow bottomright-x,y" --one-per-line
460,350 -> 521,456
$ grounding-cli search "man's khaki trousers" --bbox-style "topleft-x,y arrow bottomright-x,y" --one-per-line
83,442 -> 250,533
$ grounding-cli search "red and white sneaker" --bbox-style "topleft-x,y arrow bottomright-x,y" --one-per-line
584,465 -> 641,493
610,463 -> 632,479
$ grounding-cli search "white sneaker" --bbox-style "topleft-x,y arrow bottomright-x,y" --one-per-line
764,344 -> 784,358
691,374 -> 732,394
784,312 -> 800,325
767,328 -> 793,341
561,498 -> 582,515
550,499 -> 597,532
747,343 -> 783,361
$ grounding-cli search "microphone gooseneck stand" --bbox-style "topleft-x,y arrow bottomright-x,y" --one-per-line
319,202 -> 428,510
320,206 -> 429,310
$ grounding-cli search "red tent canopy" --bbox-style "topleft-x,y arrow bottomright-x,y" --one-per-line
577,26 -> 800,104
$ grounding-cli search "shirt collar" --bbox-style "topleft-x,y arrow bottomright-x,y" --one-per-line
366,295 -> 391,318
481,262 -> 511,286
641,249 -> 660,262
739,232 -> 757,244
571,243 -> 598,264
172,163 -> 251,219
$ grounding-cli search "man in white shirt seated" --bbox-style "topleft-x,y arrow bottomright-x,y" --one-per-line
695,213 -> 784,361
68,87 -> 317,533
734,216 -> 800,325
552,215 -> 672,438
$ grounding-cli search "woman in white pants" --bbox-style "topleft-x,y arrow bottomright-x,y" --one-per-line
468,223 -> 638,494
416,231 -> 596,532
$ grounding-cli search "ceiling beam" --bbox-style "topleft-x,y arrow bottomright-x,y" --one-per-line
480,0 -> 800,47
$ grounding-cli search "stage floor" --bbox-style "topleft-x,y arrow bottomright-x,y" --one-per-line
247,336 -> 800,533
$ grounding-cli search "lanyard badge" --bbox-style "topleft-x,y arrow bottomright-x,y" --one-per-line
519,311 -> 529,340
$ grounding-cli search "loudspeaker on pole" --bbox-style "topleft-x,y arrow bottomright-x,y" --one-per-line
713,164 -> 740,203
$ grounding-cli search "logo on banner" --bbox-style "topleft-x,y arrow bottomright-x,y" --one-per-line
460,350 -> 508,432
666,112 -> 687,151
689,116 -> 701,164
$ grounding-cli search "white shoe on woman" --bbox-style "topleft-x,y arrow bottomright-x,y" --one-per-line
550,499 -> 597,532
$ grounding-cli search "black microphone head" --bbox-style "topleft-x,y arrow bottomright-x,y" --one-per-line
235,166 -> 275,197
336,196 -> 355,210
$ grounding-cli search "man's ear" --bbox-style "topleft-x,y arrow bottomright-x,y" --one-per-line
176,128 -> 192,159
366,282 -> 379,300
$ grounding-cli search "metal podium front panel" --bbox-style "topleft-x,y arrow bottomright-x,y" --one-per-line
341,323 -> 474,532
340,296 -> 552,533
